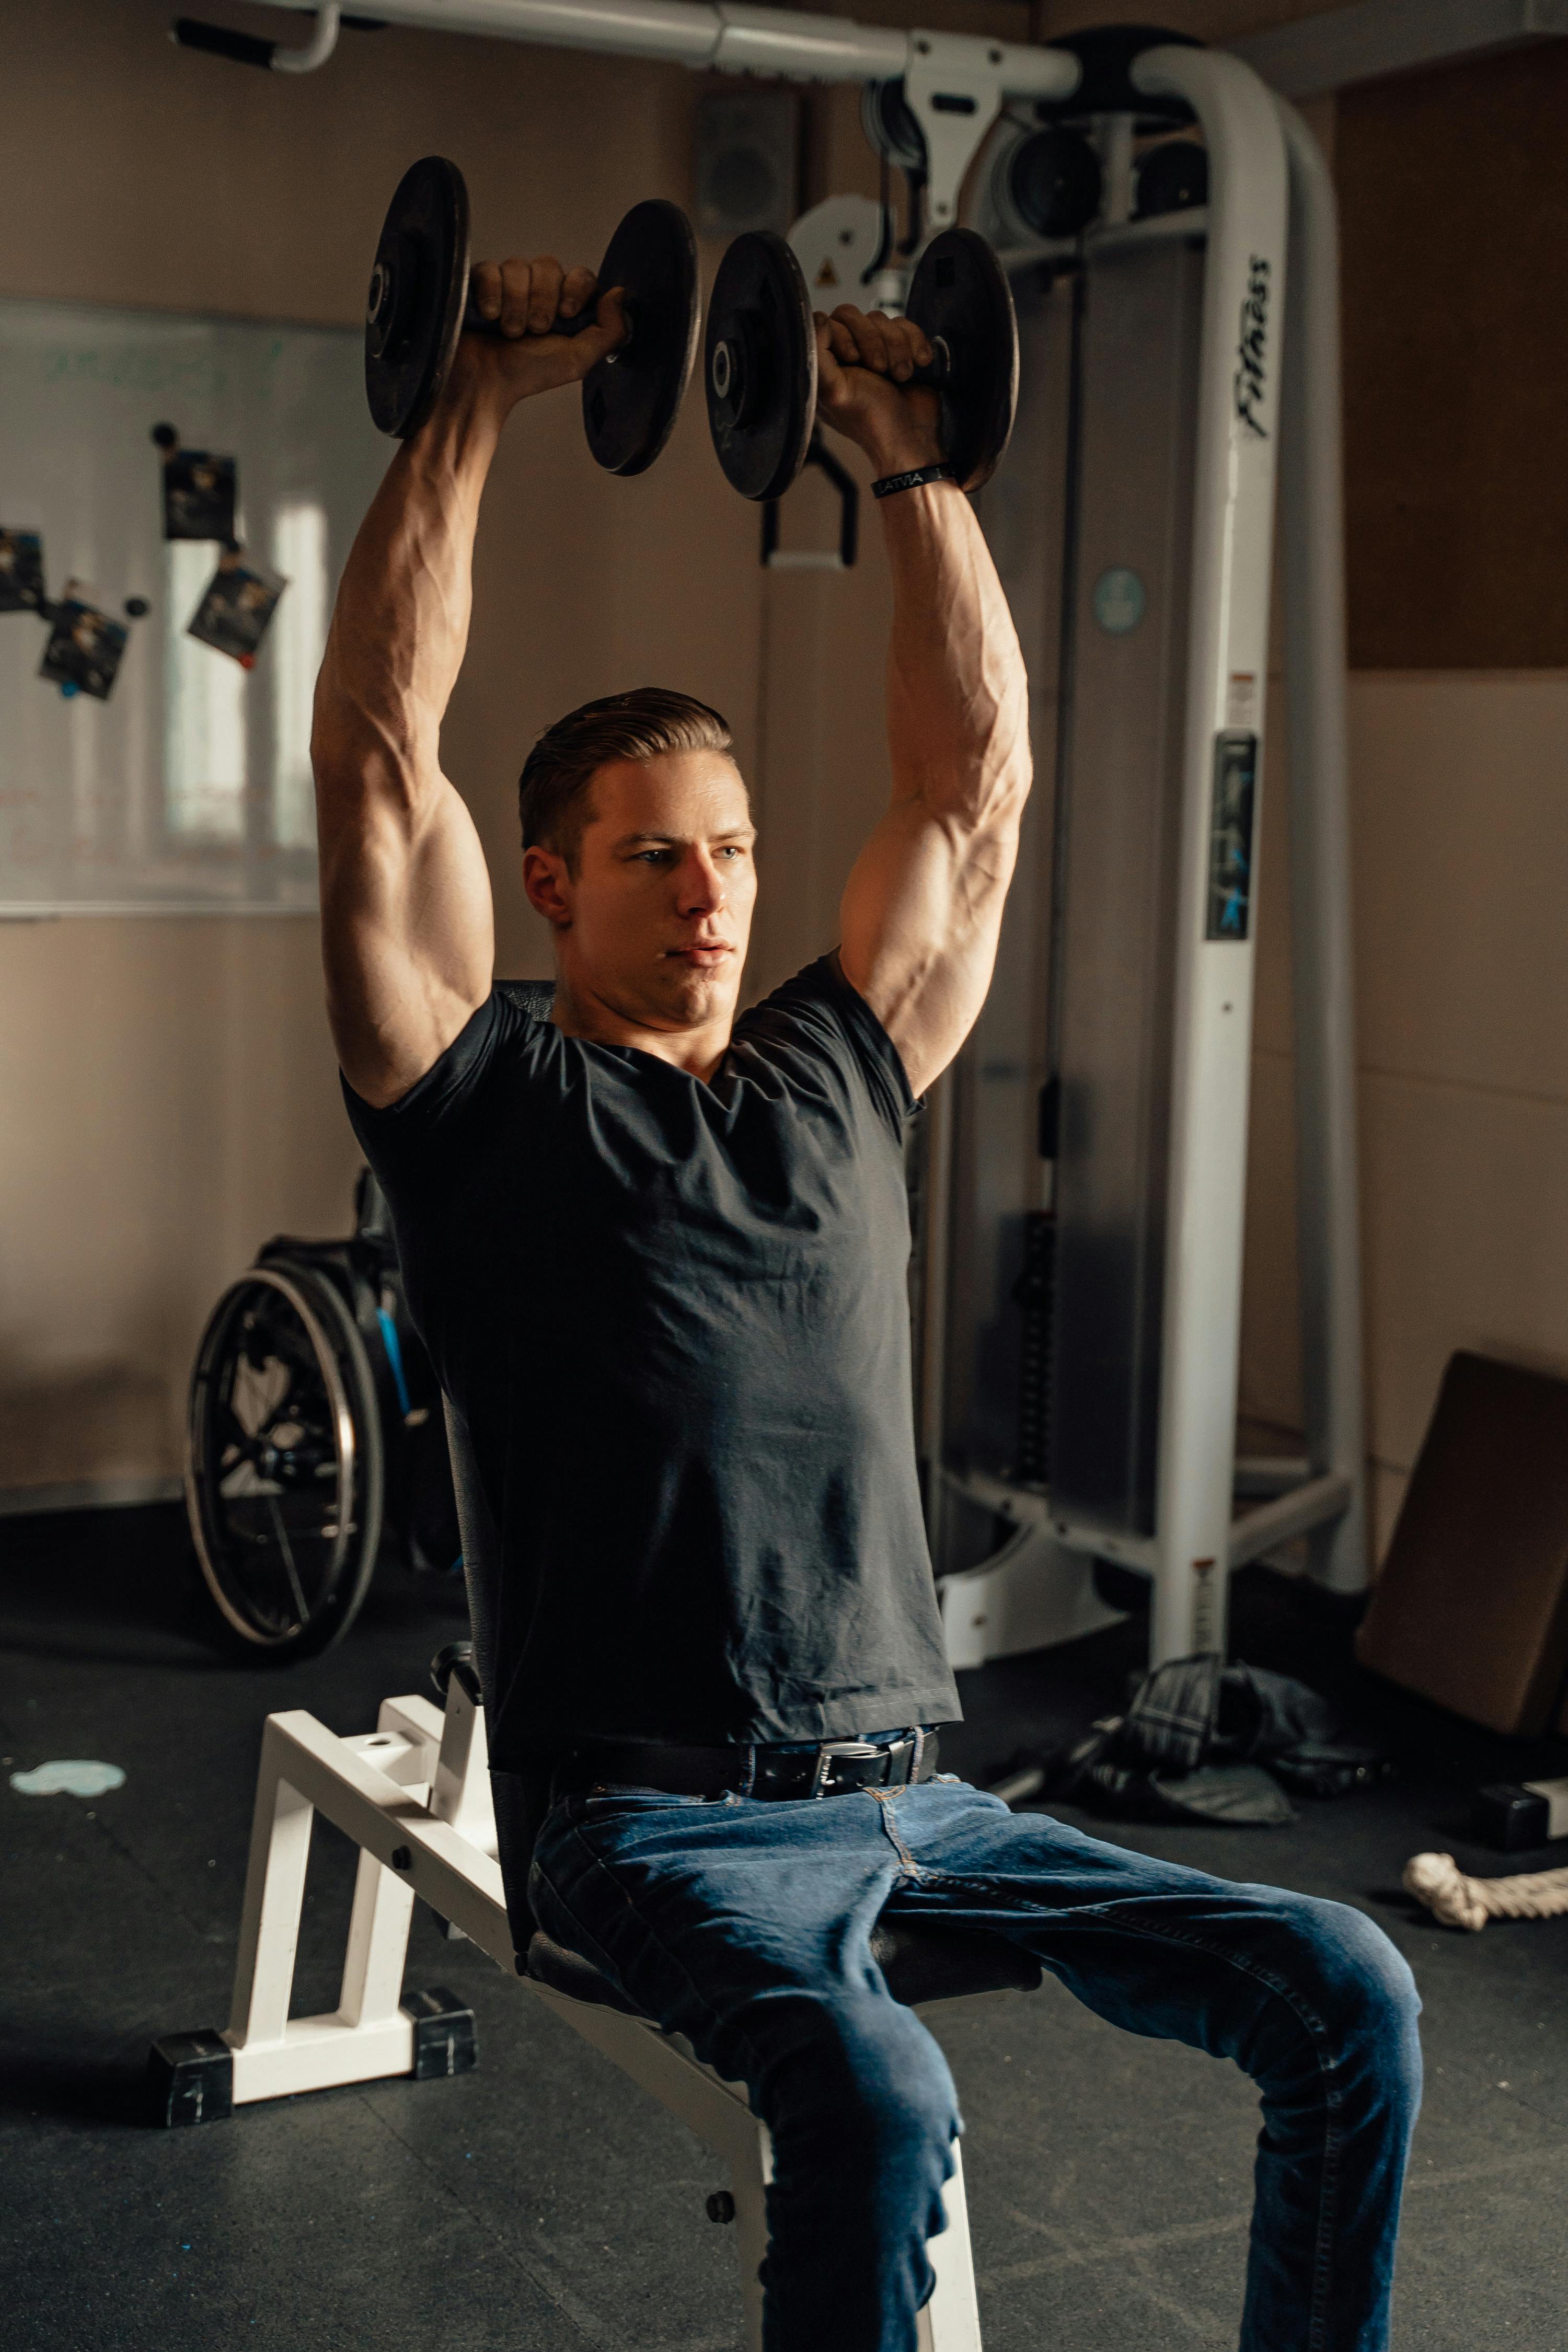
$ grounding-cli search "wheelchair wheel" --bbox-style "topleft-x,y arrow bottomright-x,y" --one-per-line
185,1259 -> 384,1661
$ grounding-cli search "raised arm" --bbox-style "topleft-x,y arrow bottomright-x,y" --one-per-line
313,257 -> 623,1108
824,309 -> 1032,1098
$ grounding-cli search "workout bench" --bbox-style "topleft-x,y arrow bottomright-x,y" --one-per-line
151,1410 -> 1040,2349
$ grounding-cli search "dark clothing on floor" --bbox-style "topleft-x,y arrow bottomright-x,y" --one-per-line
345,954 -> 960,1768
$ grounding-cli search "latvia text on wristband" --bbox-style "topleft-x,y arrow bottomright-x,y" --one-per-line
870,464 -> 958,501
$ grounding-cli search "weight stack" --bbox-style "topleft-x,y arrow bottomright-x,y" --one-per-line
1011,1209 -> 1056,1484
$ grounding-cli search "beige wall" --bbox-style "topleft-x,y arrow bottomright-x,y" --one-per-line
0,0 -> 766,1493
0,0 -> 1017,1497
1230,48 -> 1568,1562
6,0 -> 1565,1565
1240,675 -> 1568,1560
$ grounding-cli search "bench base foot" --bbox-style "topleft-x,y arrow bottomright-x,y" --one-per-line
148,1989 -> 477,2125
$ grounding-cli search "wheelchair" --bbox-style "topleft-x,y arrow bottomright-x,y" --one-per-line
184,1166 -> 460,1662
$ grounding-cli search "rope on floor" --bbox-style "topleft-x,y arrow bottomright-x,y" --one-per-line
1403,1851 -> 1568,1931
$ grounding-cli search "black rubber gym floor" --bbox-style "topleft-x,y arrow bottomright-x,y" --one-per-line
3,1505 -> 1565,2350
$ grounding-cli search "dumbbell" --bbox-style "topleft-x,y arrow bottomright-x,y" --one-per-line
704,225 -> 1019,504
364,155 -> 700,474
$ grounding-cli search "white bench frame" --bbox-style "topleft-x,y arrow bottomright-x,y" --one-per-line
219,1678 -> 992,2350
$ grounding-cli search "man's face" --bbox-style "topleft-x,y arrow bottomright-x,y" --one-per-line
524,750 -> 757,1035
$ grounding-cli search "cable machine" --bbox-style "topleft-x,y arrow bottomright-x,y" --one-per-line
175,2 -> 1366,1684
913,29 -> 1367,1675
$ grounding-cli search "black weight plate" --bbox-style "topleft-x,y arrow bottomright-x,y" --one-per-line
365,155 -> 469,440
906,228 -> 1019,494
583,200 -> 700,477
704,232 -> 816,503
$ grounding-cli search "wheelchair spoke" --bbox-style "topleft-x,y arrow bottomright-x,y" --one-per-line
266,1493 -> 311,1626
187,1259 -> 383,1656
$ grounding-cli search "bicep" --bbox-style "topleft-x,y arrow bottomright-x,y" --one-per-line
838,802 -> 1019,1098
317,764 -> 495,1110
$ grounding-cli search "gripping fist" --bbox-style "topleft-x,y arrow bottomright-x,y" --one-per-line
814,305 -> 943,476
449,256 -> 626,412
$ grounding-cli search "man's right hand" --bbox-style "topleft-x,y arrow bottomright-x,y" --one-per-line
447,257 -> 627,417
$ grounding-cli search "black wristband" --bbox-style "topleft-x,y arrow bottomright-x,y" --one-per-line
870,463 -> 957,501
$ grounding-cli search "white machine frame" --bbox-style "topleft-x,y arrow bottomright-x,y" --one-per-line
224,0 -> 1076,234
929,60 -> 1367,1674
202,1676 -> 1000,2351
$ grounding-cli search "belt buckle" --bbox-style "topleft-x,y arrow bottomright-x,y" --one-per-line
809,1739 -> 884,1798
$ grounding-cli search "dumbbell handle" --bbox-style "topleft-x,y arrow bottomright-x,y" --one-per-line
459,290 -> 631,345
841,332 -> 951,390
708,322 -> 951,444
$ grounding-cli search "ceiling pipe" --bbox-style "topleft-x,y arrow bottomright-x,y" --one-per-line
171,4 -> 343,70
196,0 -> 1081,97
273,4 -> 342,71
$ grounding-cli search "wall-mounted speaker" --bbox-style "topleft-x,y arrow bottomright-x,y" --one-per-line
695,90 -> 799,239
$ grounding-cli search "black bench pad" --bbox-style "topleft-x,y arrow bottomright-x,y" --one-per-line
525,1920 -> 1042,2015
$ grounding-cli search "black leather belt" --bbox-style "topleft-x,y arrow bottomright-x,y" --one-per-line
558,1730 -> 938,1804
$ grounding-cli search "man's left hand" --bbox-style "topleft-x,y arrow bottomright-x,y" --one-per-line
814,307 -> 943,477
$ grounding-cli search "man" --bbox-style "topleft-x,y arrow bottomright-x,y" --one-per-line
314,245 -> 1420,2352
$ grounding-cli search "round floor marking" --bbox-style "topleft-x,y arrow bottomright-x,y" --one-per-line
10,1759 -> 126,1797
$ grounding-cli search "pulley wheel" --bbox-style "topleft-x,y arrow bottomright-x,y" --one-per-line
705,232 -> 817,503
906,228 -> 1020,494
365,155 -> 469,440
583,198 -> 700,477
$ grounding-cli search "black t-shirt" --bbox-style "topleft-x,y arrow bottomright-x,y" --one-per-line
344,952 -> 960,1769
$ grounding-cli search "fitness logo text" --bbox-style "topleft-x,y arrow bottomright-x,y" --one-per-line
1233,255 -> 1271,439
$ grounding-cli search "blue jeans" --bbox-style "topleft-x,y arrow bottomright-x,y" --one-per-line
531,1772 -> 1422,2352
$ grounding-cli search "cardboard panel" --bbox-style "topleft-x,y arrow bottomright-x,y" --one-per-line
1369,1460 -> 1408,1572
1355,1351 -> 1568,1736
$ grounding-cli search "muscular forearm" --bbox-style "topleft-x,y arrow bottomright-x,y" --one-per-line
310,253 -> 618,1104
880,483 -> 1031,836
313,378 -> 503,817
822,302 -> 1033,1089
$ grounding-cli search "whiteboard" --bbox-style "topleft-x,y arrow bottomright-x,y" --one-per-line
0,298 -> 388,914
